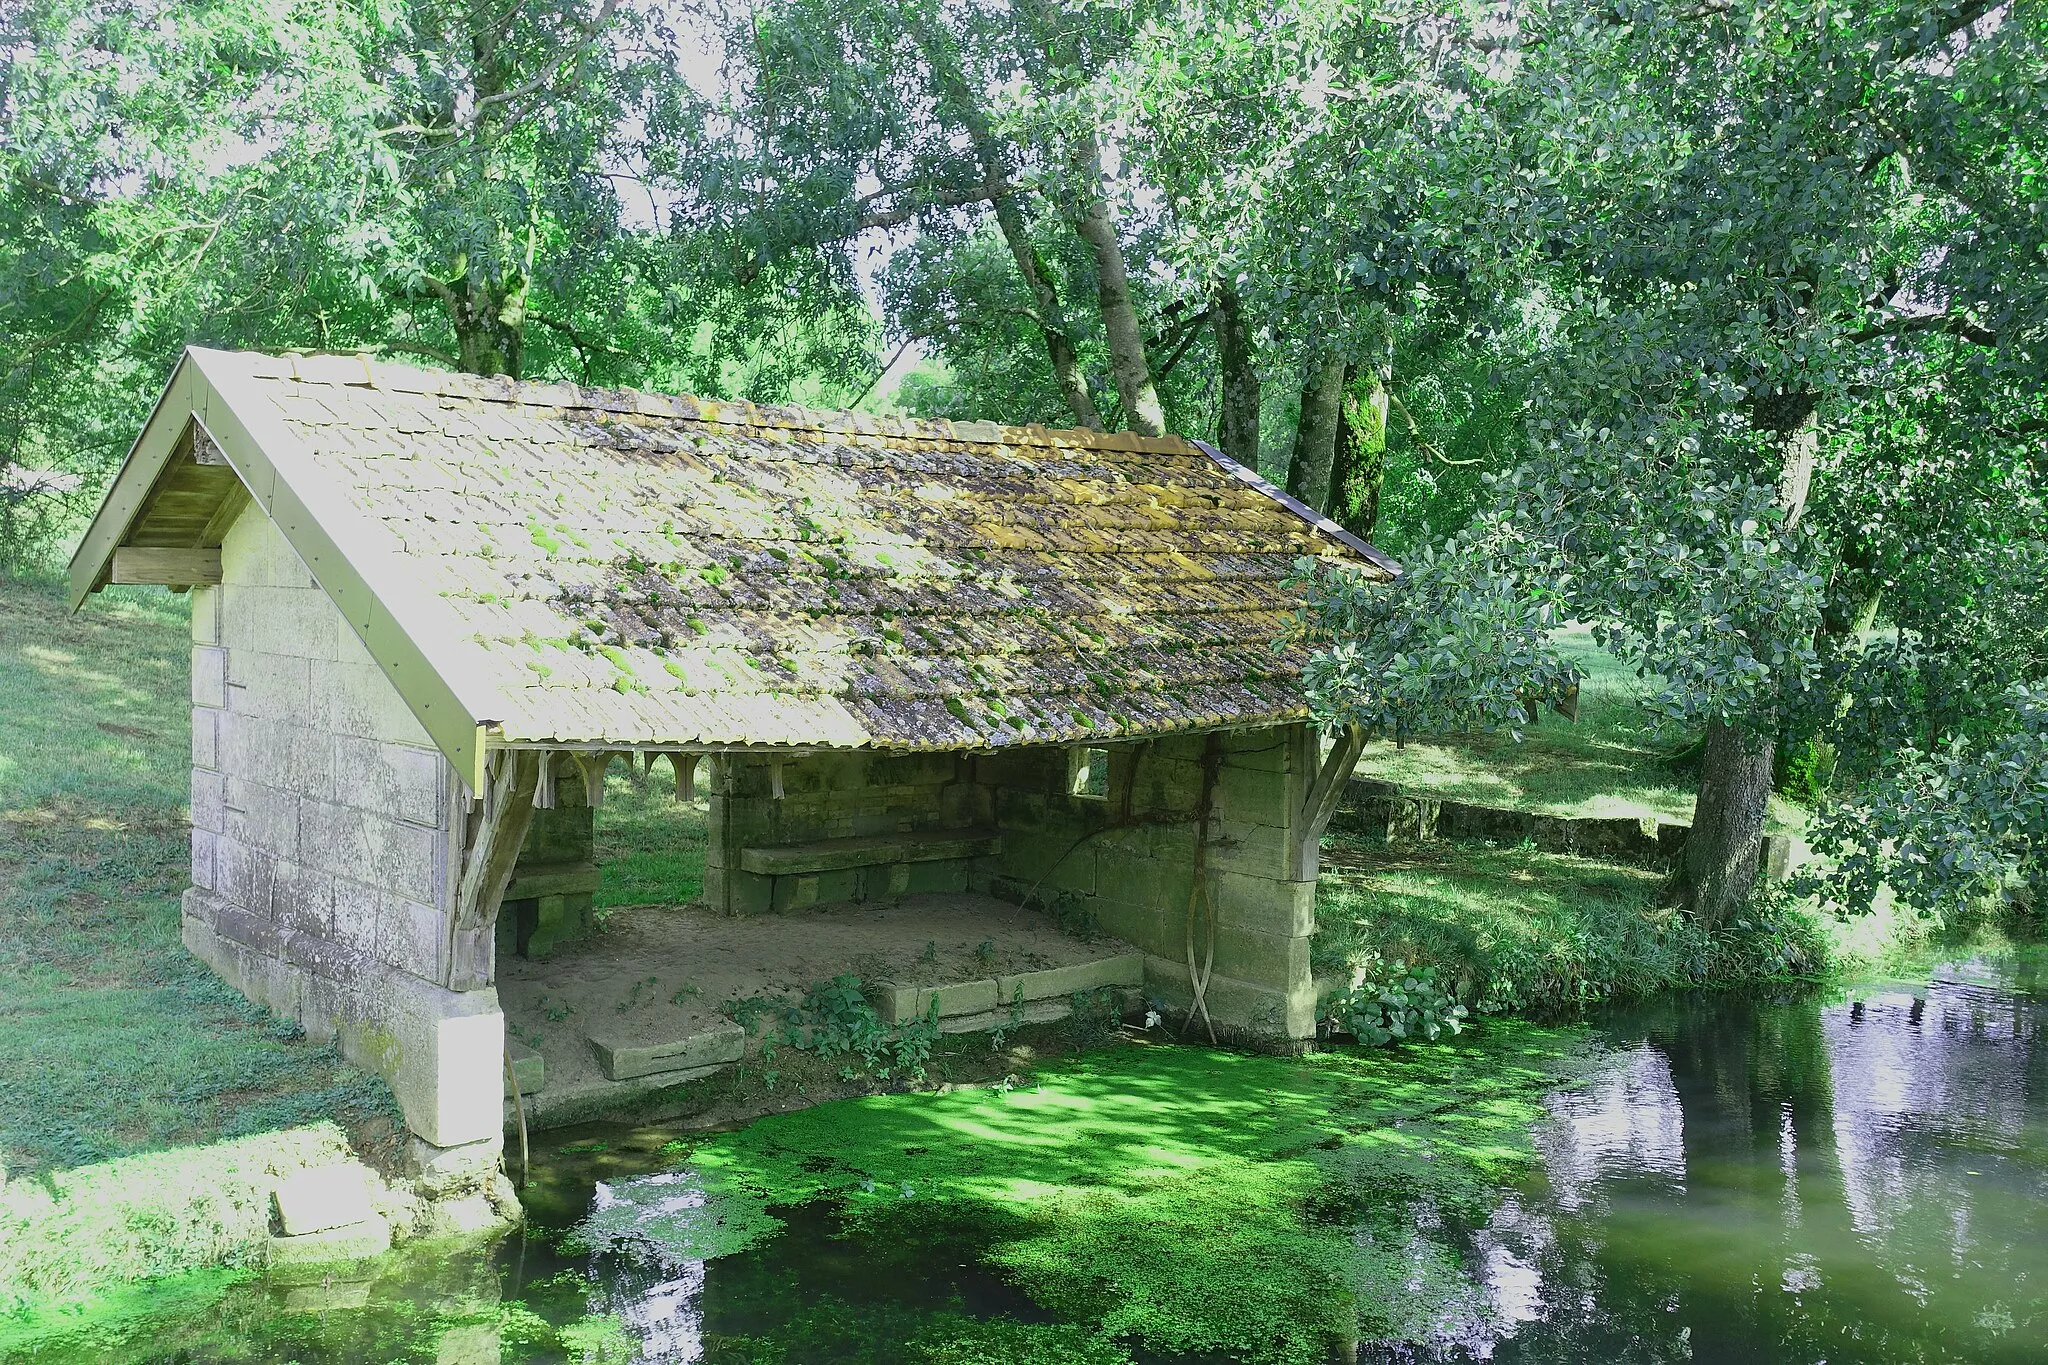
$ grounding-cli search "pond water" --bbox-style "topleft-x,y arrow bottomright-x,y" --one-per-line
10,956 -> 2045,1364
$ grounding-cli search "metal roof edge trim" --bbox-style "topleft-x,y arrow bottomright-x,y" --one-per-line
186,348 -> 504,792
1187,439 -> 1403,577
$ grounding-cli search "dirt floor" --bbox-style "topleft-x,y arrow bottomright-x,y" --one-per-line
497,892 -> 1136,1114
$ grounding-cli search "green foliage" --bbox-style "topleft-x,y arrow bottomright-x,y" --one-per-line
0,0 -> 880,568
1322,956 -> 1467,1047
1289,520 -> 1580,746
1800,684 -> 2048,923
594,1034 -> 1582,1364
726,976 -> 943,1083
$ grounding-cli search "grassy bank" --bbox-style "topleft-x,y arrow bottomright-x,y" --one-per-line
0,577 -> 398,1180
1314,834 -> 1829,1014
1352,624 -> 1806,834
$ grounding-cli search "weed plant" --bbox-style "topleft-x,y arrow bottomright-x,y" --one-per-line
724,975 -> 944,1081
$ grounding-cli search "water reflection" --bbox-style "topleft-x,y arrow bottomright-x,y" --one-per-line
1389,966 -> 2048,1364
11,963 -> 2044,1364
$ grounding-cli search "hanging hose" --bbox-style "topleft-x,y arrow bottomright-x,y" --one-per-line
504,1042 -> 529,1189
1182,735 -> 1223,1044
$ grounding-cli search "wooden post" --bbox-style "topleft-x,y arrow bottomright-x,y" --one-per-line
1295,724 -> 1366,880
446,750 -> 541,991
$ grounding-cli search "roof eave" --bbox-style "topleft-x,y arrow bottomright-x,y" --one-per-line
1187,439 -> 1402,577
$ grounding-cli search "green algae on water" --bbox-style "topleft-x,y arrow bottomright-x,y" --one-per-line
579,1025 -> 1587,1364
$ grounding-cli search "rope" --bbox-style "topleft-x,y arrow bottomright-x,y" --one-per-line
1182,735 -> 1224,1044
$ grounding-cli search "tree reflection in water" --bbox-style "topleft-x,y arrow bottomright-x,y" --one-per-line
1397,968 -> 2048,1364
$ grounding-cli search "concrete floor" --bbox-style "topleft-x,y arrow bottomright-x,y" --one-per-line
497,893 -> 1137,1127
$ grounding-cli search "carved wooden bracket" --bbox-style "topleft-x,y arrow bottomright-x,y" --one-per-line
446,749 -> 542,991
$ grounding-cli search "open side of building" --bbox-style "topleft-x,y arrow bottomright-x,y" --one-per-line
69,347 -> 1398,1167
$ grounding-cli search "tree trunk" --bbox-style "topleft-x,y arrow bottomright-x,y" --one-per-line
1678,720 -> 1774,927
1066,134 -> 1166,437
1211,283 -> 1260,467
1673,394 -> 1817,923
449,275 -> 526,379
991,197 -> 1103,430
1285,351 -> 1348,511
1329,330 -> 1391,540
907,10 -> 1103,431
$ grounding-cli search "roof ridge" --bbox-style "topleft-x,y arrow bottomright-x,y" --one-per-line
240,347 -> 1195,455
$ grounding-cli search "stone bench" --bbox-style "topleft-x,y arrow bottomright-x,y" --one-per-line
738,830 -> 1001,876
498,860 -> 601,959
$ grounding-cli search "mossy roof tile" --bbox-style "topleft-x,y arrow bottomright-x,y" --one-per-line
184,351 -> 1397,751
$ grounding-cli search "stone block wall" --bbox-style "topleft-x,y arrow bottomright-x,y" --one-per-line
704,750 -> 991,913
179,509 -> 503,1149
979,725 -> 1320,1043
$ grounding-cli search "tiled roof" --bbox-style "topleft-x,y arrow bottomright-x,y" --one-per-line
155,352 -> 1393,750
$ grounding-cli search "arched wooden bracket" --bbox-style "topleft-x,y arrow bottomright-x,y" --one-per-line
672,752 -> 699,801
574,752 -> 612,806
447,749 -> 542,991
534,750 -> 558,809
770,760 -> 785,799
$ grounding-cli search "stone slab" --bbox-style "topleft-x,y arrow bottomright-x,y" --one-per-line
740,830 -> 1000,875
273,1163 -> 376,1236
504,860 -> 602,900
589,1021 -> 746,1081
266,1213 -> 391,1269
864,977 -> 999,1024
995,954 -> 1144,1004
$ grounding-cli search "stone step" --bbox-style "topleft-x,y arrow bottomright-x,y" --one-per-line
739,830 -> 1000,876
866,953 -> 1143,1025
588,1021 -> 747,1081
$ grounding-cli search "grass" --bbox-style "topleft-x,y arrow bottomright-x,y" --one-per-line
592,764 -> 707,909
1314,834 -> 1829,1013
0,575 -> 398,1180
1353,624 -> 1807,834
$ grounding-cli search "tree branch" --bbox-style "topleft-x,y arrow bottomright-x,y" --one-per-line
1153,307 -> 1215,384
1847,312 -> 1998,347
853,182 -> 1005,232
469,0 -> 623,128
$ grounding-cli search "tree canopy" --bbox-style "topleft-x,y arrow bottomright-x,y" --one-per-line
5,0 -> 2044,925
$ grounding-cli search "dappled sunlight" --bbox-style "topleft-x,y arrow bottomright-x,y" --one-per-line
571,1033 -> 1580,1362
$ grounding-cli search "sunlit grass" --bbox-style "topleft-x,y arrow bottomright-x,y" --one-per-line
1354,624 -> 1806,833
594,765 -> 707,908
1314,836 -> 1829,1009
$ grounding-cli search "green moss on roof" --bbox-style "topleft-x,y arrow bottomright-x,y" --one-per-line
235,352 -> 1390,750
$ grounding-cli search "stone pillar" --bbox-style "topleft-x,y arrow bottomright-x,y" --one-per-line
982,725 -> 1320,1044
181,506 -> 509,1155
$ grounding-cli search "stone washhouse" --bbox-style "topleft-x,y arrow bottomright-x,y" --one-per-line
69,347 -> 1399,1163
